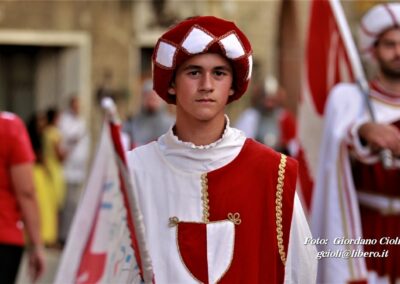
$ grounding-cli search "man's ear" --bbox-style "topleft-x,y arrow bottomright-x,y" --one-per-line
168,82 -> 176,95
168,86 -> 176,95
371,40 -> 382,61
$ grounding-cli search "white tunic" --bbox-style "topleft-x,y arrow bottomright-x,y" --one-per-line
127,120 -> 317,283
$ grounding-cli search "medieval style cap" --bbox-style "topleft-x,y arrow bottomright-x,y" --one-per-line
359,3 -> 400,58
152,16 -> 253,104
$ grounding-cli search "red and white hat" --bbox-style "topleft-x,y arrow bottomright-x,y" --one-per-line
152,16 -> 253,104
359,3 -> 400,58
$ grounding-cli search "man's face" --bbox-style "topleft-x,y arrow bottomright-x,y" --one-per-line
374,28 -> 400,79
142,90 -> 162,113
169,53 -> 234,123
71,97 -> 80,114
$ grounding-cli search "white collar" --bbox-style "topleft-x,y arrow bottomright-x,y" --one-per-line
157,116 -> 246,173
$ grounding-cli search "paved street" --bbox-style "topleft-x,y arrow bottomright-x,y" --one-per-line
16,248 -> 62,284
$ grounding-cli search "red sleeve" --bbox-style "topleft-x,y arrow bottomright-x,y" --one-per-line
9,116 -> 35,165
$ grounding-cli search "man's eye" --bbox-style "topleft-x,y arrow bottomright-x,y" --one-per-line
188,70 -> 200,76
214,71 -> 226,76
381,41 -> 396,48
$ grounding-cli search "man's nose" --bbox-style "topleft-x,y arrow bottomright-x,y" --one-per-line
199,73 -> 214,92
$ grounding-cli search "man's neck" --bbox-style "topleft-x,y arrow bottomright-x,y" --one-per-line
174,115 -> 226,146
378,74 -> 400,94
69,109 -> 79,116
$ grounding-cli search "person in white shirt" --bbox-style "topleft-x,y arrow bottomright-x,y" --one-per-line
59,96 -> 90,244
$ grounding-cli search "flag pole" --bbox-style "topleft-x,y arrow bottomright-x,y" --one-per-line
101,97 -> 154,283
329,0 -> 393,169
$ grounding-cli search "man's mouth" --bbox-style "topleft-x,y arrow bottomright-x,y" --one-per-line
196,98 -> 215,103
391,57 -> 400,64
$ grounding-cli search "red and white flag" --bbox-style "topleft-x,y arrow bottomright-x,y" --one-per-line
55,99 -> 153,284
295,0 -> 354,215
299,0 -> 354,184
302,0 -> 370,283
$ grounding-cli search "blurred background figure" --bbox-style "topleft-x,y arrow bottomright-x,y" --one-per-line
42,107 -> 66,245
95,69 -> 116,105
235,76 -> 314,210
235,76 -> 296,155
58,96 -> 90,245
0,111 -> 45,283
311,4 -> 400,283
123,79 -> 174,148
27,112 -> 58,247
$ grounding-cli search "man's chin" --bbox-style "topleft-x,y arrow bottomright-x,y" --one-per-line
381,67 -> 400,80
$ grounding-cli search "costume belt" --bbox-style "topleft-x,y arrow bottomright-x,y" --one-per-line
357,191 -> 400,215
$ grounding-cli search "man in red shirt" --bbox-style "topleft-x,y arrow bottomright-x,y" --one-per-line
0,112 -> 45,283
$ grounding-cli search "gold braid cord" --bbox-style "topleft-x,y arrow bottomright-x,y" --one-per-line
201,173 -> 210,223
276,154 -> 287,265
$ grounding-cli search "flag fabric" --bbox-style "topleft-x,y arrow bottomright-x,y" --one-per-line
305,0 -> 354,116
295,0 -> 354,213
296,0 -> 354,214
302,0 -> 370,283
55,116 -> 153,283
299,0 -> 354,181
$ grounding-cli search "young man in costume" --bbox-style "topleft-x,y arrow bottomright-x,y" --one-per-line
311,3 -> 400,283
127,16 -> 317,283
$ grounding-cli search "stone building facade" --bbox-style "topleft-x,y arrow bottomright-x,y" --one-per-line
0,0 -> 381,142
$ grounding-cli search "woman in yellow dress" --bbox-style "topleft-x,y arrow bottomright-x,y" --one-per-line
27,112 -> 58,245
43,108 -> 66,209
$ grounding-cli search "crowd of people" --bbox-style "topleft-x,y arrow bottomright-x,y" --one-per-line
25,97 -> 90,249
1,2 -> 399,283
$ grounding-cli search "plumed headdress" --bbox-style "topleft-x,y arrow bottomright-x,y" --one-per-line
152,16 -> 253,104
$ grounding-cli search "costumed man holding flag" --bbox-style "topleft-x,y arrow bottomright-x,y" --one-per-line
127,16 -> 317,283
312,3 -> 400,283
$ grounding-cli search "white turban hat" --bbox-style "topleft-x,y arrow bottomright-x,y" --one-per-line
359,3 -> 400,58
